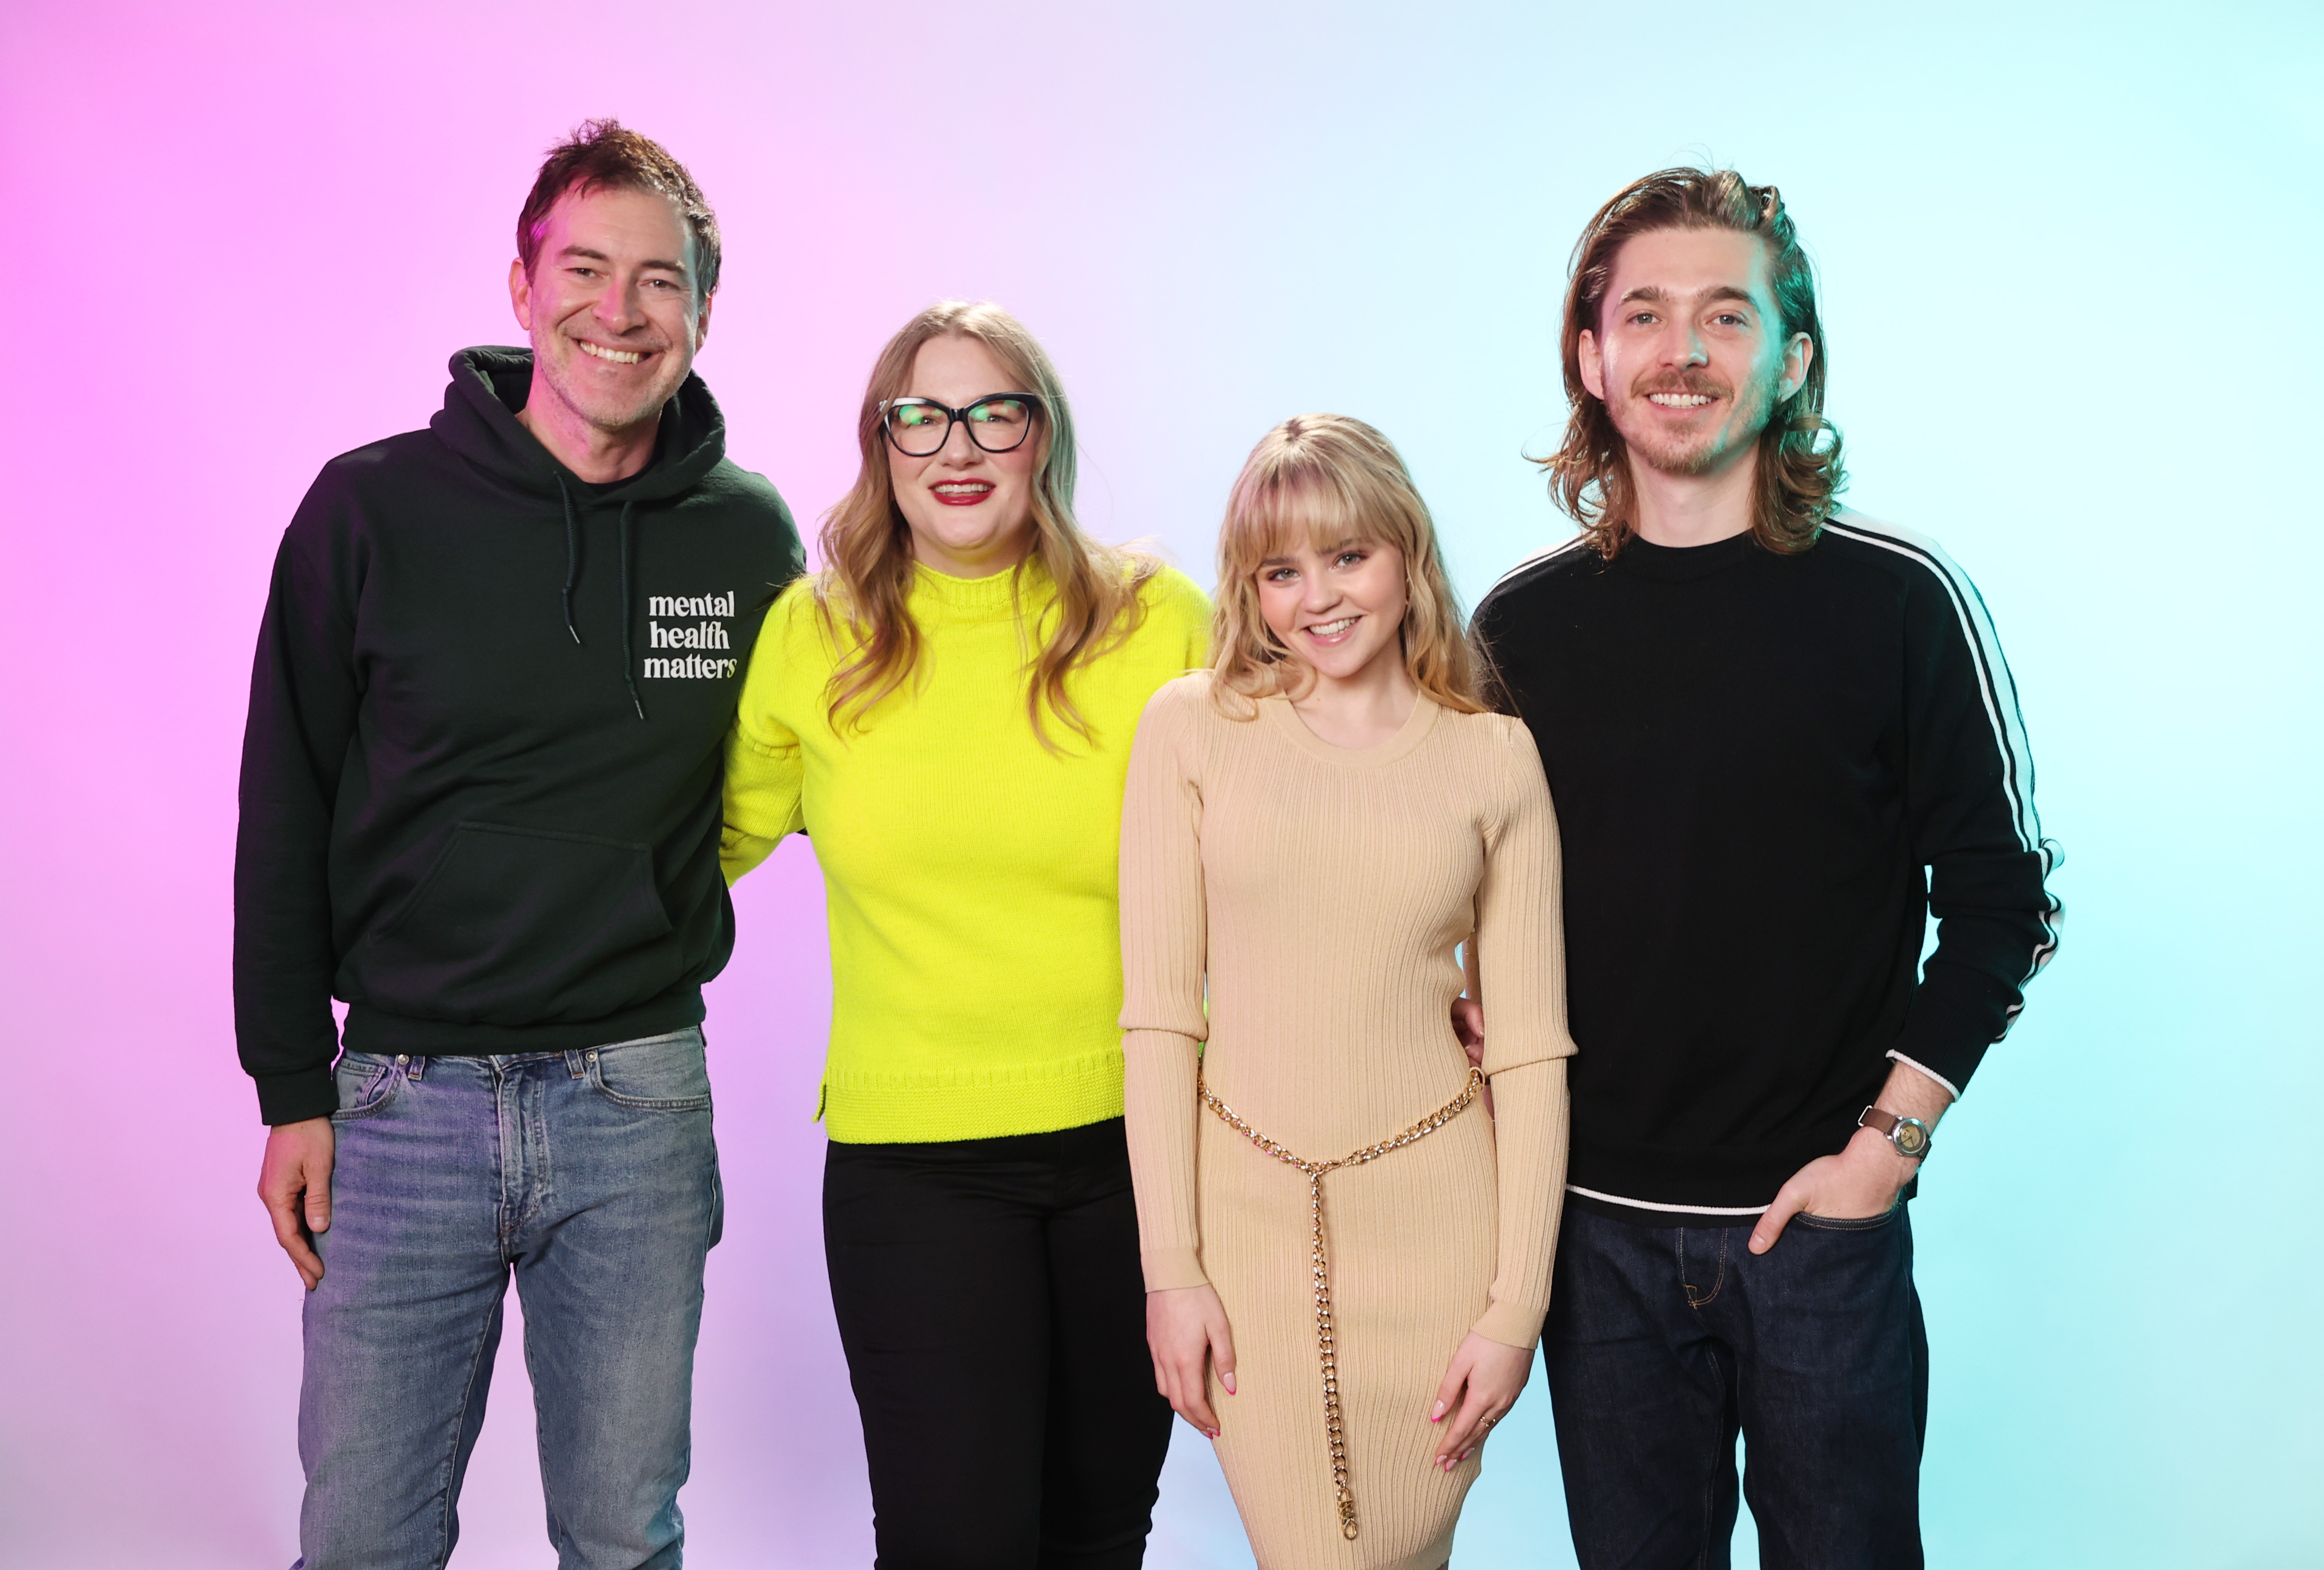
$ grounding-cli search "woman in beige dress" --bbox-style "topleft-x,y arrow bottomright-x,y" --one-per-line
1119,415 -> 1576,1570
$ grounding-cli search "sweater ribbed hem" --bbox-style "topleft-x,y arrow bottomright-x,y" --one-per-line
1567,1107 -> 1874,1214
822,1048 -> 1126,1144
340,986 -> 706,1058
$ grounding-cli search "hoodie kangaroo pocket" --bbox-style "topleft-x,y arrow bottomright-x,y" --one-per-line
349,821 -> 680,1025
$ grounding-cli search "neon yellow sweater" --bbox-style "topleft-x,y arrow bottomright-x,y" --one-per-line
722,558 -> 1211,1143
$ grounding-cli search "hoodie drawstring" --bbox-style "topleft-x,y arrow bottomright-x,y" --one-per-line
556,477 -> 584,645
618,501 -> 646,721
555,477 -> 647,722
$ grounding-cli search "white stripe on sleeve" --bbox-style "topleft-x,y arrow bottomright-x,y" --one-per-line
1820,509 -> 2063,996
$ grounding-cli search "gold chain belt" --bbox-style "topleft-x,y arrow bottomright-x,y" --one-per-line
1196,1064 -> 1486,1542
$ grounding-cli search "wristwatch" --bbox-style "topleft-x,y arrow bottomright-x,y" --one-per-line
1858,1106 -> 1932,1161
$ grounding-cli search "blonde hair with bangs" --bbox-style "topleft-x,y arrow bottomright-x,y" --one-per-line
814,300 -> 1160,749
1210,414 -> 1484,718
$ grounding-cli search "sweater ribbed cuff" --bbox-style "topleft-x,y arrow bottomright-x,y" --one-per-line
1472,1297 -> 1548,1351
1891,985 -> 1997,1097
1141,1247 -> 1208,1292
254,1066 -> 337,1127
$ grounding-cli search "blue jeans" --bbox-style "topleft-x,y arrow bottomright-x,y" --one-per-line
295,1029 -> 722,1570
1543,1205 -> 1927,1570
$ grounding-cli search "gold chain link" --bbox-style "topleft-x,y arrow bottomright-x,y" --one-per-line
1196,1065 -> 1486,1542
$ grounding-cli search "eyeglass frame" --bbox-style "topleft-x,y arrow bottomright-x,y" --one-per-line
877,393 -> 1046,457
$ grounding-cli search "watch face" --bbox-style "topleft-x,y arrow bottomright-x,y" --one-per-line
1894,1120 -> 1930,1157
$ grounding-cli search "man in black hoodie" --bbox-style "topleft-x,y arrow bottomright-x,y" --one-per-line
237,122 -> 801,1568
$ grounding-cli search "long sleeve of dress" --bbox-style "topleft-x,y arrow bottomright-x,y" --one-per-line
1472,1058 -> 1568,1347
1118,682 -> 1211,1291
1469,720 -> 1577,1348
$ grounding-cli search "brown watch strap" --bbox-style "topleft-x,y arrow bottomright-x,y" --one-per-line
1858,1105 -> 1930,1156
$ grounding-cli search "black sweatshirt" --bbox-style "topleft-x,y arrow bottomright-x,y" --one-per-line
234,347 -> 804,1125
1472,510 -> 2059,1223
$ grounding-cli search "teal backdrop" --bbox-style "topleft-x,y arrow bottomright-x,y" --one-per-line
1,2 -> 2317,1565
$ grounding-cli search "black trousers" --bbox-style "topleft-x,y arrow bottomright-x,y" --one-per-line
824,1116 -> 1175,1570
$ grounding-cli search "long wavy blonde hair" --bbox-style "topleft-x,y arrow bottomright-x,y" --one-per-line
1210,414 -> 1484,718
813,301 -> 1158,746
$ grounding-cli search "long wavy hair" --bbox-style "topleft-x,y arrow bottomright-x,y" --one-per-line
1210,414 -> 1485,718
1543,167 -> 1845,558
813,301 -> 1158,747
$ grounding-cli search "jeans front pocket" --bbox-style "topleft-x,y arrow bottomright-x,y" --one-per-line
1796,1202 -> 1903,1233
331,1052 -> 405,1121
584,1029 -> 713,1112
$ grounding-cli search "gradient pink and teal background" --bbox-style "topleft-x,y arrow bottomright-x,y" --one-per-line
3,3 -> 2320,1565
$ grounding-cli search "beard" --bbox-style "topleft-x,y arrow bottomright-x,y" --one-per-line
536,332 -> 689,436
1615,364 -> 1782,477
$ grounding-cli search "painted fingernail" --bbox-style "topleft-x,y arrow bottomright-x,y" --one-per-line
1431,1401 -> 1446,1421
1222,1373 -> 1236,1395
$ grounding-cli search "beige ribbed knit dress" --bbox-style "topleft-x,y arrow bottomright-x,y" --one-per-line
1119,673 -> 1575,1570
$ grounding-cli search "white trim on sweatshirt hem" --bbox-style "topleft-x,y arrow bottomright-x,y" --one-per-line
1566,1184 -> 1769,1217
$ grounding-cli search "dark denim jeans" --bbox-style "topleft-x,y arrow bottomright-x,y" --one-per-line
1543,1205 -> 1927,1570
294,1028 -> 722,1570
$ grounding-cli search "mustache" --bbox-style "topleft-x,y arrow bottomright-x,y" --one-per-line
1629,372 -> 1730,399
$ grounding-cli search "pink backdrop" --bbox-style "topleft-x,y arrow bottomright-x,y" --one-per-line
4,3 -> 2321,1566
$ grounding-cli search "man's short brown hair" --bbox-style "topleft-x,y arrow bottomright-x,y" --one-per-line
516,119 -> 721,299
1543,167 -> 1843,558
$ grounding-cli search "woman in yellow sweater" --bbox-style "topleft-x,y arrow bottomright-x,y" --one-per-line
1120,416 -> 1575,1569
722,301 -> 1209,1568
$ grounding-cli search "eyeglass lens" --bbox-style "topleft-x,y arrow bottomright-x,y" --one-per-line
886,398 -> 1036,457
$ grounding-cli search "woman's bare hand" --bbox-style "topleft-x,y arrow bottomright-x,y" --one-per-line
1429,1331 -> 1532,1468
1147,1284 -> 1237,1438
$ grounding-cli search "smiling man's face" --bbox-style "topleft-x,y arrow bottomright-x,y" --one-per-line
511,183 -> 709,439
1578,225 -> 1809,481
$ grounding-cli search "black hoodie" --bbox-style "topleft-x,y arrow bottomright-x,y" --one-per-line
234,347 -> 804,1124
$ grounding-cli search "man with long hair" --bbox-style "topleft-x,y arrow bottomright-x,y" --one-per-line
1472,168 -> 2060,1565
238,122 -> 801,1566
